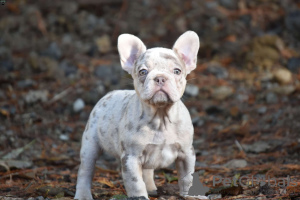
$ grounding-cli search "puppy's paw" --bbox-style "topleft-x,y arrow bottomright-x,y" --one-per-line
181,194 -> 209,200
74,190 -> 93,200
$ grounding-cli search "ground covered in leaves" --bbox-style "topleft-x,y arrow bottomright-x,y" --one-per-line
1,0 -> 300,199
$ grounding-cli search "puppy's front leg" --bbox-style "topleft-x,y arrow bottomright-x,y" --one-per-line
75,130 -> 100,200
121,154 -> 148,198
176,146 -> 196,196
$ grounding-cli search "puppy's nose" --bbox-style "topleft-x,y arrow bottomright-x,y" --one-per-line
154,76 -> 166,86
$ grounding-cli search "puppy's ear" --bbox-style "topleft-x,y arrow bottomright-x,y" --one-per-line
173,31 -> 200,74
118,34 -> 146,74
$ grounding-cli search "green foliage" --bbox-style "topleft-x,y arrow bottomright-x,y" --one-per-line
111,194 -> 128,199
163,172 -> 178,183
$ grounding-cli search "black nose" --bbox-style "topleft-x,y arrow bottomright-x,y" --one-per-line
154,76 -> 166,86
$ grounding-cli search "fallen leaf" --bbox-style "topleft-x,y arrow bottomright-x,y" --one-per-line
95,177 -> 114,188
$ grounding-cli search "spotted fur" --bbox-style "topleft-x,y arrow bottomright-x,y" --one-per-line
75,31 -> 200,200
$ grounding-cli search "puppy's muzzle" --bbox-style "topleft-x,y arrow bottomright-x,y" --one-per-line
154,76 -> 168,87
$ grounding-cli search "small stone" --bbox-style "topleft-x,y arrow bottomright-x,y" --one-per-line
17,79 -> 36,89
59,134 -> 69,141
0,60 -> 14,72
219,0 -> 238,9
211,86 -> 233,100
59,60 -> 77,77
95,35 -> 111,53
97,83 -> 105,95
257,106 -> 267,114
62,34 -> 72,45
287,57 -> 300,73
24,90 -> 48,104
239,14 -> 252,26
44,42 -> 62,60
285,10 -> 300,38
272,85 -> 296,95
1,160 -> 33,169
36,196 -> 44,200
73,98 -> 85,112
185,84 -> 199,97
61,1 -> 78,16
273,68 -> 292,84
94,65 -> 113,79
236,93 -> 248,102
197,119 -> 205,127
242,141 -> 271,153
260,72 -> 273,82
223,159 -> 247,168
206,61 -> 229,79
86,14 -> 98,28
265,92 -> 278,104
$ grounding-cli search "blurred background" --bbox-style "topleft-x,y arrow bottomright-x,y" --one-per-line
0,0 -> 300,199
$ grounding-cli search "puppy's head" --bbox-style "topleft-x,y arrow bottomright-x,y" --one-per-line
118,31 -> 200,107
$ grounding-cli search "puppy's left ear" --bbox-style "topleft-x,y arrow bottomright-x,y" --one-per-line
173,31 -> 200,74
118,34 -> 146,74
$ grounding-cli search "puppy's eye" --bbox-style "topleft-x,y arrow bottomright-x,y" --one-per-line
139,69 -> 148,76
174,68 -> 181,75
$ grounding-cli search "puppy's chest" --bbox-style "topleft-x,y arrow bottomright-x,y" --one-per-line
140,142 -> 184,169
146,119 -> 182,143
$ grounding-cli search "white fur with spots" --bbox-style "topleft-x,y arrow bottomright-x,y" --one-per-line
75,31 -> 200,200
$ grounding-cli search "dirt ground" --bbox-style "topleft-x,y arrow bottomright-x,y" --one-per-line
0,0 -> 300,199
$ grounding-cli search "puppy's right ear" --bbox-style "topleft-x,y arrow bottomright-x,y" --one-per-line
118,34 -> 146,74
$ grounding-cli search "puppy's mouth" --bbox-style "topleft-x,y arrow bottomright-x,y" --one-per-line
149,89 -> 172,106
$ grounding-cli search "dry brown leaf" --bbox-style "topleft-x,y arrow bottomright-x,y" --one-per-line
95,177 -> 114,188
35,11 -> 47,36
95,166 -> 119,174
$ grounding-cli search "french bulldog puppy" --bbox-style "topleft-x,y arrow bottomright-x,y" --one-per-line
75,31 -> 200,199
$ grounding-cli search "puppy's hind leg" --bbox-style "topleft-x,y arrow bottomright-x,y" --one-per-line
142,169 -> 157,196
176,146 -> 196,197
75,125 -> 100,200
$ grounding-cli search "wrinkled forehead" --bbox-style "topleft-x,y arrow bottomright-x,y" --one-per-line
134,47 -> 185,73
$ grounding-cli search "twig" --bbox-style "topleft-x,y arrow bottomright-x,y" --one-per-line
0,172 -> 20,180
118,181 -> 127,195
2,140 -> 36,160
24,181 -> 33,191
47,87 -> 72,105
235,139 -> 245,152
